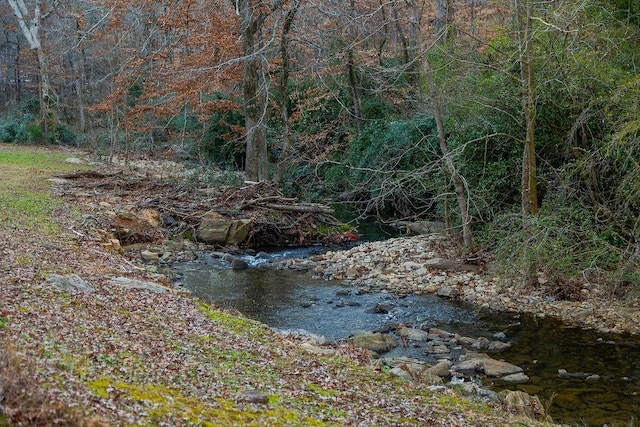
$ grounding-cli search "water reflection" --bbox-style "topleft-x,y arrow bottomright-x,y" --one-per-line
174,254 -> 640,426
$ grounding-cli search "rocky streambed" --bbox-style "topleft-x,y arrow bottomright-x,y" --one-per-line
306,234 -> 640,335
171,235 -> 640,426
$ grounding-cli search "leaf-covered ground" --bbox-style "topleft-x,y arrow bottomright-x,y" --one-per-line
0,144 -> 558,426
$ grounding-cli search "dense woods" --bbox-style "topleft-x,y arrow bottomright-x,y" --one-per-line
0,0 -> 639,285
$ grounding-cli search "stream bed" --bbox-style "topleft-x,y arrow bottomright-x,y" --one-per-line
172,249 -> 640,426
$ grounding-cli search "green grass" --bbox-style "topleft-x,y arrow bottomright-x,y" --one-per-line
0,147 -> 87,234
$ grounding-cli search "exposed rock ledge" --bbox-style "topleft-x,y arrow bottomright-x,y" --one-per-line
306,234 -> 640,335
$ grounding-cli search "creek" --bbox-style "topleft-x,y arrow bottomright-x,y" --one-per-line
172,246 -> 640,427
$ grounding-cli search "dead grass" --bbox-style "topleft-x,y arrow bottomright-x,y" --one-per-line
0,342 -> 106,427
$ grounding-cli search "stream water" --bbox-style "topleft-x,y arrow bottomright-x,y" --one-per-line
172,247 -> 640,426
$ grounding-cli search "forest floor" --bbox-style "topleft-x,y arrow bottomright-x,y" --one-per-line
0,144 -> 559,426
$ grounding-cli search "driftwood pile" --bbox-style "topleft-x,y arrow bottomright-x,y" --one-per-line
54,169 -> 346,247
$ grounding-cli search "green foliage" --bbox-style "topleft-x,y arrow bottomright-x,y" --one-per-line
126,77 -> 144,108
201,113 -> 245,169
486,196 -> 625,285
55,125 -> 77,145
321,116 -> 442,217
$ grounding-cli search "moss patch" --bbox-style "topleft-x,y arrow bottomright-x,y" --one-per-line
87,377 -> 326,426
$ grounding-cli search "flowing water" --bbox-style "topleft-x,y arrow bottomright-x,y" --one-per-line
173,248 -> 640,426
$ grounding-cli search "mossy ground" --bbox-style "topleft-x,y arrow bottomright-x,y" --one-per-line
0,144 -> 559,426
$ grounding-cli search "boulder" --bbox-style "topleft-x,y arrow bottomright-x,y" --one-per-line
228,219 -> 253,245
197,213 -> 231,243
350,332 -> 397,353
502,390 -> 546,420
112,208 -> 163,244
426,360 -> 452,378
197,213 -> 253,244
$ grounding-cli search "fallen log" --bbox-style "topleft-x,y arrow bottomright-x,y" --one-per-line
263,202 -> 334,214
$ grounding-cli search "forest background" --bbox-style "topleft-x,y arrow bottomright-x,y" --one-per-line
0,0 -> 639,290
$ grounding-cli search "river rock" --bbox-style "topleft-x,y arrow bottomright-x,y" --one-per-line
488,340 -> 511,351
231,258 -> 249,270
397,327 -> 430,341
141,249 -> 160,261
436,286 -> 458,298
426,360 -> 452,378
365,302 -> 395,314
47,274 -> 94,292
482,358 -> 523,377
501,372 -> 530,383
350,332 -> 397,353
389,367 -> 413,380
502,390 -> 546,420
428,328 -> 454,338
300,342 -> 336,356
452,359 -> 484,374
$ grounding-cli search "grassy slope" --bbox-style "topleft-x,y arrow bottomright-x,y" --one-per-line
0,144 -> 557,426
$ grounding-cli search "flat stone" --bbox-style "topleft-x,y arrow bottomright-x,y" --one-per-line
452,358 -> 484,374
141,250 -> 159,261
389,367 -> 413,380
47,274 -> 94,292
488,341 -> 511,351
502,372 -> 530,383
436,286 -> 458,298
397,327 -> 430,341
482,358 -> 523,377
300,342 -> 336,356
109,277 -> 168,293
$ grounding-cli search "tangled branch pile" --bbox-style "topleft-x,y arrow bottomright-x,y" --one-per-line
55,169 -> 347,248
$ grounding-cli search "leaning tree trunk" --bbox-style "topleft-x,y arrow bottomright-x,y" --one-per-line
423,56 -> 473,251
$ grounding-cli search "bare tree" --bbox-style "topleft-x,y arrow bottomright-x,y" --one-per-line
6,0 -> 54,141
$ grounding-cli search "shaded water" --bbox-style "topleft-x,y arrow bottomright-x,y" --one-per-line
173,250 -> 640,427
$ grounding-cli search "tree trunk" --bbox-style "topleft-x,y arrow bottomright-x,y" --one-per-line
240,0 -> 269,182
273,0 -> 300,186
435,0 -> 451,42
422,53 -> 473,251
347,0 -> 362,134
516,0 -> 539,216
7,0 -> 54,142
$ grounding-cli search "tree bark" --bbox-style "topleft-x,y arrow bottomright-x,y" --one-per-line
515,0 -> 539,216
423,55 -> 473,251
273,0 -> 300,186
240,0 -> 269,182
7,0 -> 54,142
347,0 -> 362,133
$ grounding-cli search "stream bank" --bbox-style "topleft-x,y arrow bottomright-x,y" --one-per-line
173,243 -> 640,426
